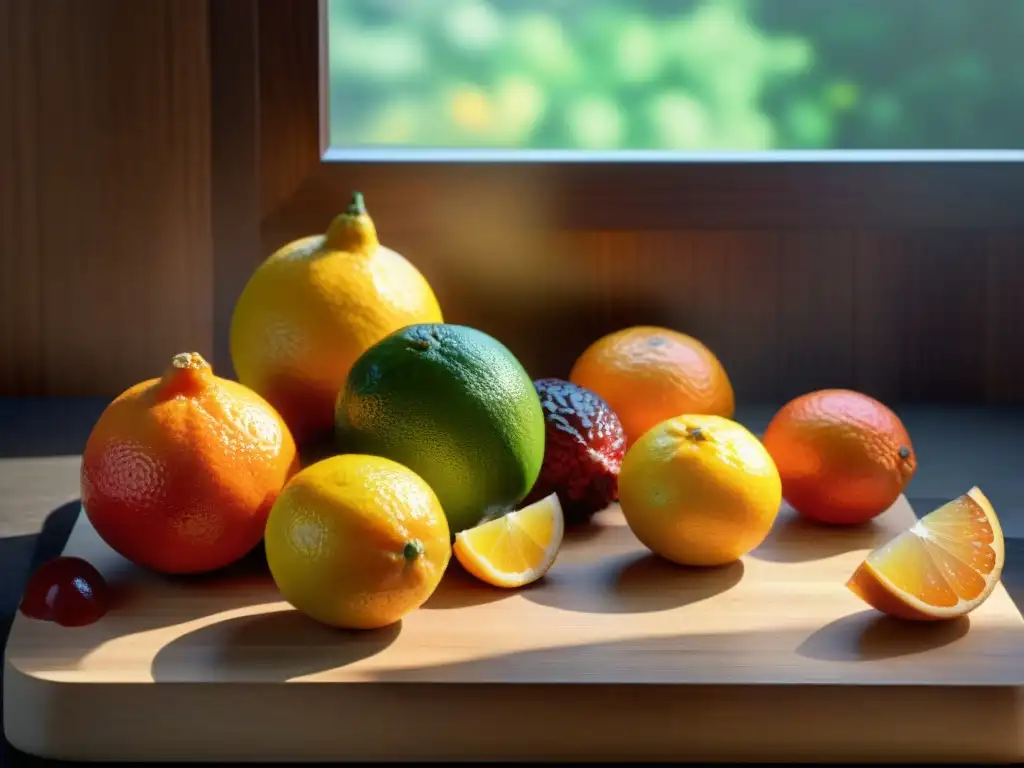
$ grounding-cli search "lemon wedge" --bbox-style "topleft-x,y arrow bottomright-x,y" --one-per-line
453,493 -> 564,588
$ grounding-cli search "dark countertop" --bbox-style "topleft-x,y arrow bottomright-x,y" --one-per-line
2,398 -> 1023,767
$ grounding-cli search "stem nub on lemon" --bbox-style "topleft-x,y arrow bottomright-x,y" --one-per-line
618,414 -> 782,567
335,323 -> 546,535
264,454 -> 451,630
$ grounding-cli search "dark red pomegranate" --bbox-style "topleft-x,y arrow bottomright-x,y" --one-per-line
20,556 -> 110,627
525,378 -> 626,525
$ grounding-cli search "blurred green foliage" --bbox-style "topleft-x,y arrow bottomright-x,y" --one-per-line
326,0 -> 1024,151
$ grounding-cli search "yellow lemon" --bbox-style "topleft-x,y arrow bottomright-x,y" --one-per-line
264,454 -> 450,629
618,414 -> 781,567
230,192 -> 443,444
453,492 -> 564,588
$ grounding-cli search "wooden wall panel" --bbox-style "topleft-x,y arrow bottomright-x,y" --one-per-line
260,218 -> 1024,405
983,233 -> 1024,401
209,0 -> 260,378
258,0 -> 320,219
853,232 -> 989,402
773,233 -> 857,399
0,0 -> 46,396
0,0 -> 213,396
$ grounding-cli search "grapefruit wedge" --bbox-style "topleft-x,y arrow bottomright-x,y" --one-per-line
453,493 -> 564,588
846,487 -> 1004,621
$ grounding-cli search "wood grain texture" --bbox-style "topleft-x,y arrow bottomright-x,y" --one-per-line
257,0 -> 320,219
5,496 -> 1024,761
260,217 -> 1024,404
272,160 -> 1024,233
209,0 -> 261,377
984,233 -> 1024,402
0,0 -> 44,395
0,0 -> 213,396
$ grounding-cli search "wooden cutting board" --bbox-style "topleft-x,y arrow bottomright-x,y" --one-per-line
5,496 -> 1024,763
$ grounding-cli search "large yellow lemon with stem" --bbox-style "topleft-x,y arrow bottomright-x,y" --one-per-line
230,192 -> 443,444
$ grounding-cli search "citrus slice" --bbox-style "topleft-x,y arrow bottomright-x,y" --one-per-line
453,493 -> 564,588
846,487 -> 1004,621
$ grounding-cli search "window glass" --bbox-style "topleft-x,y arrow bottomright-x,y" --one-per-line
326,0 -> 1023,153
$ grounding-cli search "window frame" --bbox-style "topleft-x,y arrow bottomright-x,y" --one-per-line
241,0 -> 1024,230
209,0 -> 1024,370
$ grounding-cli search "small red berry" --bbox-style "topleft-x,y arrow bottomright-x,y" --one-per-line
525,378 -> 626,525
20,556 -> 110,627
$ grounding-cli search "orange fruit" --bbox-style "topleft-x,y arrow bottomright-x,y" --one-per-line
81,352 -> 299,575
230,192 -> 443,443
847,488 -> 1004,621
618,414 -> 781,567
761,389 -> 916,526
569,326 -> 734,446
265,454 -> 451,630
453,493 -> 564,588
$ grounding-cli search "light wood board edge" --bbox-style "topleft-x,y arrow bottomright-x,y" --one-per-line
4,672 -> 1023,763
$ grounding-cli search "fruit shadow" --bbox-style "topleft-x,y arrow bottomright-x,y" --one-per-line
151,609 -> 401,683
383,514 -> 617,611
561,520 -> 609,545
796,610 -> 971,662
365,613 -> 988,685
1,531 -> 47,651
14,503 -> 285,670
101,550 -> 279,638
423,560 -> 515,609
297,434 -> 341,468
27,499 -> 82,570
748,509 -> 892,564
521,553 -> 745,614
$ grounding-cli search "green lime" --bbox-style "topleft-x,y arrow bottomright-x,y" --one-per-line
334,323 -> 545,534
